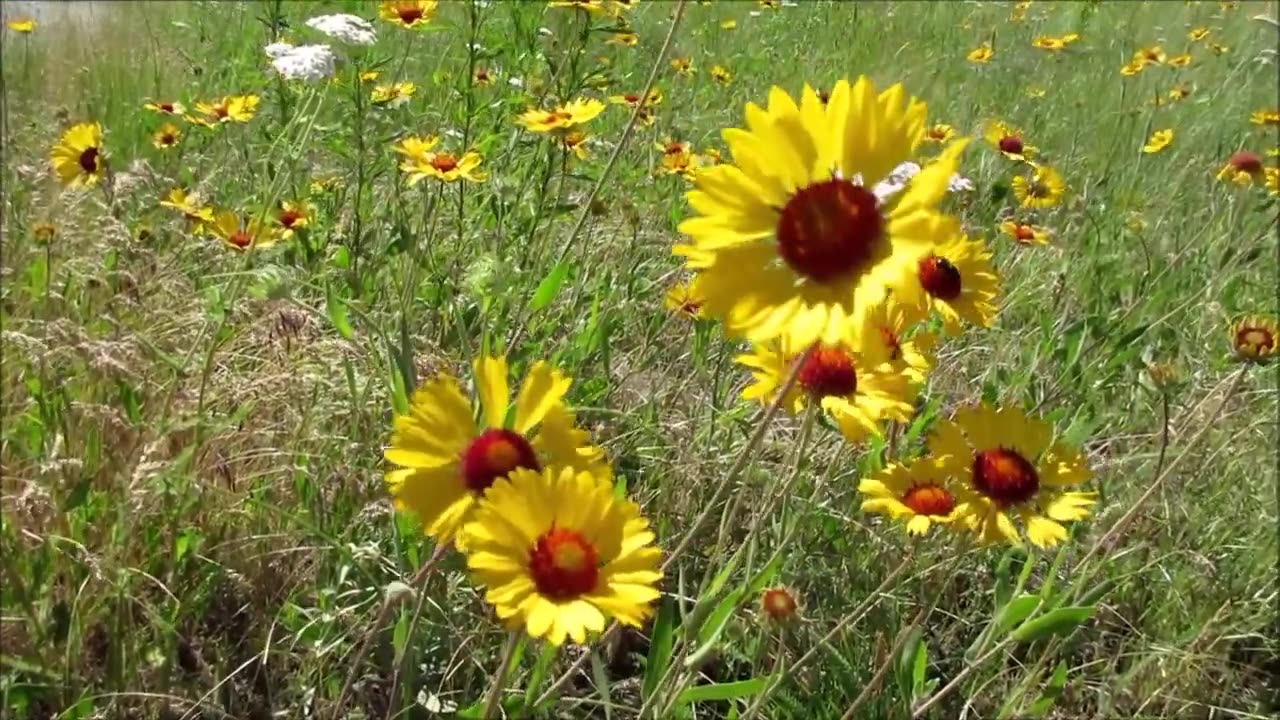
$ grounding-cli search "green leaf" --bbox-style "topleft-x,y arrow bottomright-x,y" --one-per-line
895,625 -> 925,704
642,598 -> 676,701
993,547 -> 1028,609
912,639 -> 929,697
1012,606 -> 1096,643
1025,661 -> 1069,717
326,286 -> 354,340
590,650 -> 613,720
522,642 -> 559,710
676,677 -> 768,705
995,594 -> 1042,636
685,590 -> 745,669
529,261 -> 572,312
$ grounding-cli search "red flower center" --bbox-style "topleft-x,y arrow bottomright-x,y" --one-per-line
998,135 -> 1024,155
213,104 -> 229,119
78,147 -> 99,174
397,5 -> 425,23
1013,224 -> 1035,242
431,153 -> 459,173
459,429 -> 540,494
972,448 -> 1040,506
797,346 -> 857,398
279,209 -> 302,228
623,93 -> 641,104
760,587 -> 798,621
776,180 -> 882,283
901,484 -> 956,516
160,102 -> 175,113
918,255 -> 962,300
928,128 -> 947,140
664,142 -> 686,155
1237,327 -> 1275,352
879,327 -> 902,361
229,230 -> 252,249
475,69 -> 490,82
542,111 -> 573,126
528,527 -> 600,600
1229,151 -> 1263,175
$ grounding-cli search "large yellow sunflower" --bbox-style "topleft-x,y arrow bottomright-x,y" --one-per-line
895,226 -> 999,336
674,77 -> 968,350
736,333 -> 917,444
859,458 -> 969,535
384,357 -> 610,543
458,466 -> 662,646
929,404 -> 1097,548
50,122 -> 106,187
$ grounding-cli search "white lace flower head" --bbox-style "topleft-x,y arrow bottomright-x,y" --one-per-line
270,44 -> 337,82
305,14 -> 377,46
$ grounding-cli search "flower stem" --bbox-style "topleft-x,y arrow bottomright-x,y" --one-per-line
481,631 -> 522,719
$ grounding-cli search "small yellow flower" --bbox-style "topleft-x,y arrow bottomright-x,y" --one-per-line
1187,27 -> 1211,42
608,88 -> 662,108
655,139 -> 697,178
160,188 -> 215,227
1032,35 -> 1067,51
1207,42 -> 1229,55
378,0 -> 437,28
400,147 -> 488,184
1012,164 -> 1065,209
210,210 -> 276,252
33,223 -> 56,243
50,122 -> 106,188
719,19 -> 737,29
859,459 -> 969,536
664,279 -> 705,318
923,123 -> 956,144
670,57 -> 695,77
371,82 -> 416,108
1168,85 -> 1192,101
562,131 -> 591,160
710,64 -> 732,84
1230,315 -> 1278,362
1142,129 -> 1174,154
1166,53 -> 1192,67
1135,45 -> 1166,65
517,99 -> 606,135
1010,1 -> 1032,22
999,220 -> 1051,246
472,67 -> 495,86
152,123 -> 182,150
194,95 -> 260,124
1265,167 -> 1279,196
275,201 -> 312,238
1120,60 -> 1147,76
984,120 -> 1036,162
1250,109 -> 1280,126
359,71 -> 380,84
6,18 -> 35,33
144,100 -> 186,115
967,42 -> 994,64
310,176 -> 346,194
607,30 -> 638,46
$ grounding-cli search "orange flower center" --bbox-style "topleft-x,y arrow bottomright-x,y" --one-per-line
901,484 -> 956,516
279,209 -> 302,228
78,147 -> 99,174
528,527 -> 600,600
918,255 -> 962,300
1237,327 -> 1275,352
1229,151 -> 1263,175
760,587 -> 798,621
213,104 -> 229,119
161,132 -> 176,145
797,346 -> 857,398
972,448 -> 1040,506
998,135 -> 1024,155
776,181 -> 882,283
623,93 -> 641,105
928,127 -> 948,140
459,429 -> 539,494
396,5 -> 425,23
160,102 -> 176,113
664,142 -> 686,155
1013,224 -> 1035,242
430,153 -> 459,173
229,230 -> 253,249
542,111 -> 573,126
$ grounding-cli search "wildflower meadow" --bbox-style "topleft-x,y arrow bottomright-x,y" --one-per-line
2,0 -> 1278,718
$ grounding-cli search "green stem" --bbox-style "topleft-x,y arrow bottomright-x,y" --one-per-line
481,631 -> 522,719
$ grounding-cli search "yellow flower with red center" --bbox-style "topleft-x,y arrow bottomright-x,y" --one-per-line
710,64 -> 733,84
458,466 -> 662,646
671,57 -> 695,77
1012,164 -> 1065,209
759,587 -> 800,623
863,298 -> 935,382
923,123 -> 956,144
50,122 -> 106,188
517,99 -> 606,135
736,335 -> 918,444
983,120 -> 1035,162
609,88 -> 663,109
1167,85 -> 1192,101
473,67 -> 495,86
562,131 -> 591,160
1142,129 -> 1174,154
7,18 -> 35,33
1032,34 -> 1077,51
859,458 -> 969,535
378,0 -> 437,28
897,230 -> 999,336
674,78 -> 968,349
275,201 -> 311,238
930,404 -> 1097,548
144,100 -> 186,115
1250,109 -> 1280,126
1119,60 -> 1147,76
655,139 -> 696,178
607,30 -> 638,46
386,356 -> 611,543
999,220 -> 1050,246
967,42 -> 994,64
194,95 -> 259,124
395,136 -> 487,184
160,188 -> 215,228
371,82 -> 416,108
210,210 -> 276,252
1187,27 -> 1210,42
1166,53 -> 1192,67
664,279 -> 705,319
547,0 -> 606,12
152,123 -> 182,150
1230,316 -> 1278,361
1135,45 -> 1166,65
1215,151 -> 1265,186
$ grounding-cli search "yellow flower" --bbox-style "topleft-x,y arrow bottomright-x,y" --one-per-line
710,64 -> 732,84
1216,151 -> 1265,185
671,57 -> 695,77
210,210 -> 276,251
664,279 -> 705,318
1207,42 -> 1229,55
859,459 -> 969,535
1266,167 -> 1280,196
160,188 -> 215,227
967,42 -> 994,64
897,231 -> 1000,336
548,0 -> 606,12
1166,53 -> 1192,67
1009,1 -> 1031,22
736,336 -> 917,444
371,82 -> 416,108
517,98 -> 606,134
1142,129 -> 1174,154
458,465 -> 662,646
151,123 -> 182,150
562,130 -> 591,160
1012,164 -> 1065,209
863,297 -> 935,382
400,147 -> 487,184
923,123 -> 956,144
674,78 -> 969,349
1230,315 -> 1278,361
1119,60 -> 1147,76
194,95 -> 260,124
607,30 -> 638,46
930,404 -> 1096,548
385,357 -> 611,542
310,175 -> 346,194
608,88 -> 662,108
275,201 -> 312,238
1135,45 -> 1166,65
6,18 -> 35,33
655,139 -> 696,178
144,100 -> 186,115
999,220 -> 1050,246
360,71 -> 381,83
50,122 -> 106,188
378,0 -> 437,28
1187,27 -> 1211,42
1250,109 -> 1280,126
983,120 -> 1035,162
720,19 -> 737,29
473,67 -> 495,86
1032,35 -> 1068,51
33,223 -> 56,243
1167,84 -> 1192,101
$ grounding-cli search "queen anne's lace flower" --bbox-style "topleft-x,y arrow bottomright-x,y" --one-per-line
268,43 -> 337,82
871,161 -> 974,203
305,14 -> 377,46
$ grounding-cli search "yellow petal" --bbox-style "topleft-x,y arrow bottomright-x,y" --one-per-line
474,356 -> 510,428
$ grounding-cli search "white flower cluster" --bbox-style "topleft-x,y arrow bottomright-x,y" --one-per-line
871,161 -> 974,203
305,14 -> 377,46
265,42 -> 336,82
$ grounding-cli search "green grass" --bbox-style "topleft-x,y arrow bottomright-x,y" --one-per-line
2,0 -> 1277,718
